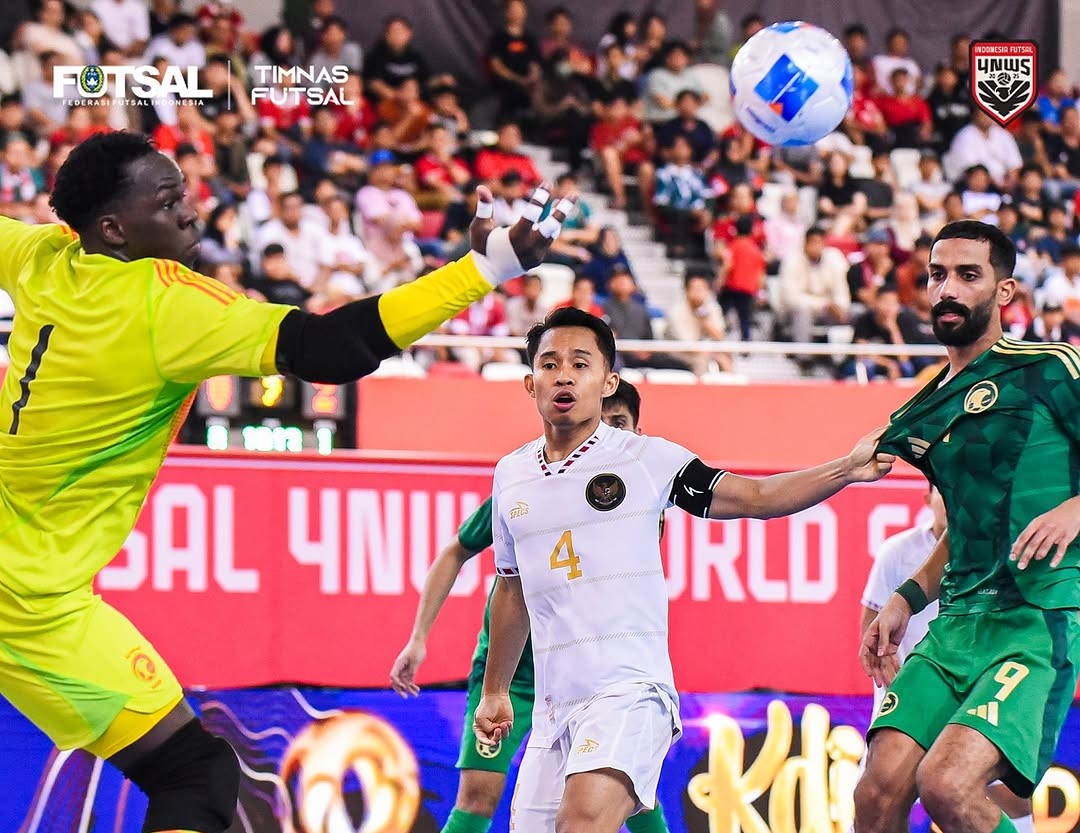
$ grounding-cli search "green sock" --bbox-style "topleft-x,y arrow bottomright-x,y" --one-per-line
626,803 -> 670,833
441,809 -> 492,833
991,812 -> 1019,833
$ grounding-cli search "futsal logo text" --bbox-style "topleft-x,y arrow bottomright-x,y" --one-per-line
250,65 -> 356,106
53,65 -> 213,103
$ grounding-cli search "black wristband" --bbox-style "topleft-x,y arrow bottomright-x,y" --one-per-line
896,578 -> 929,614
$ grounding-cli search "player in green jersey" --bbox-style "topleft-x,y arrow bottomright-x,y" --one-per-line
390,380 -> 673,833
857,220 -> 1080,833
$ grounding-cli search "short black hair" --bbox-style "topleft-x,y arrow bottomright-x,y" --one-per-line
843,23 -> 868,38
806,225 -> 826,240
50,131 -> 158,235
525,307 -> 617,371
603,377 -> 641,426
933,220 -> 1016,280
167,12 -> 197,29
734,213 -> 755,237
674,88 -> 702,103
322,15 -> 348,31
886,26 -> 909,42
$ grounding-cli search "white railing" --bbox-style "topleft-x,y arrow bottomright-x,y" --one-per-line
413,333 -> 947,358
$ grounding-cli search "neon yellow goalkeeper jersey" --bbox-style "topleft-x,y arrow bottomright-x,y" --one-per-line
0,217 -> 290,597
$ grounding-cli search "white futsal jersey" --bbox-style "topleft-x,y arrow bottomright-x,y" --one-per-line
860,522 -> 941,715
492,420 -> 700,747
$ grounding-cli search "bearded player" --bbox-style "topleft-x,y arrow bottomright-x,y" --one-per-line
475,307 -> 893,833
0,131 -> 574,833
389,380 -> 674,833
859,220 -> 1080,833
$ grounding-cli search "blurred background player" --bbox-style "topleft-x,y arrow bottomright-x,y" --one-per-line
389,379 -> 673,833
476,308 -> 893,833
0,131 -> 575,833
859,486 -> 1034,833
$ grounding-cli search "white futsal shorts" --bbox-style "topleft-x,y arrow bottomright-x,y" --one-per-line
509,682 -> 680,832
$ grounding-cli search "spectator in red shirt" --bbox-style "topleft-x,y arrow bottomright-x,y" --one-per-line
717,213 -> 765,341
474,120 -> 543,187
590,92 -> 656,212
555,274 -> 606,318
414,123 -> 471,215
152,102 -> 215,159
844,64 -> 890,154
711,183 -> 765,248
447,293 -> 517,370
333,73 -> 376,148
875,67 -> 933,148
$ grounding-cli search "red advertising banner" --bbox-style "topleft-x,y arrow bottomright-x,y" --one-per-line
97,449 -> 931,695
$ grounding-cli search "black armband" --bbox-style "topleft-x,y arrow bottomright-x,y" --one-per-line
670,457 -> 728,518
896,579 -> 930,614
275,296 -> 400,384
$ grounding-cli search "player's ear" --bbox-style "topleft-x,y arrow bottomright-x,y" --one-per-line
98,214 -> 126,248
603,372 -> 619,398
524,373 -> 536,398
997,276 -> 1017,306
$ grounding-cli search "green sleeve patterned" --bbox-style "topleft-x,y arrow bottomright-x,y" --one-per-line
457,496 -> 494,554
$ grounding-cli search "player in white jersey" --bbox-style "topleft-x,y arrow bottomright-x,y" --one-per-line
859,486 -> 1034,833
474,308 -> 895,833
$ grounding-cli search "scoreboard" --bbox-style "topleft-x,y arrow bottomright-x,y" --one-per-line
183,375 -> 354,453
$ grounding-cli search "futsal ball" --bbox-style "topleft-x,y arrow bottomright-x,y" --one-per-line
730,21 -> 854,146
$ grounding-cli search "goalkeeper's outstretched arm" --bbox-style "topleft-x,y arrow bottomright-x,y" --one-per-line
275,183 -> 575,384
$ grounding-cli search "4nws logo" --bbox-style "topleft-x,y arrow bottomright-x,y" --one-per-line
971,41 -> 1038,125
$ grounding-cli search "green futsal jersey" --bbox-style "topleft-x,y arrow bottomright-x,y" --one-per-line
457,497 -> 535,688
878,338 -> 1080,614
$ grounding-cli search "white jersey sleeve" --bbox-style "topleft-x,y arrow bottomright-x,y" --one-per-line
860,544 -> 896,612
491,462 -> 519,577
639,436 -> 698,510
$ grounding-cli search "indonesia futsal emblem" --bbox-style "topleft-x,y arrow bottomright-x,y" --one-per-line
78,65 -> 105,96
970,41 -> 1037,126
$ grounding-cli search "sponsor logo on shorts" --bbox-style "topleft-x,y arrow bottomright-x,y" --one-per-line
126,647 -> 161,689
576,738 -> 600,754
509,500 -> 530,519
966,701 -> 1000,726
586,473 -> 626,512
476,738 -> 501,758
964,380 -> 999,414
878,691 -> 899,717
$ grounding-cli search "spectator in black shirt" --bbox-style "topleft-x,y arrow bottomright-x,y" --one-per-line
249,244 -> 313,307
655,90 -> 715,164
364,16 -> 430,105
487,0 -> 543,122
818,150 -> 866,238
846,286 -> 917,380
848,226 -> 898,308
1024,300 -> 1080,344
1012,164 -> 1049,229
708,134 -> 757,209
926,64 -> 971,154
1045,105 -> 1080,202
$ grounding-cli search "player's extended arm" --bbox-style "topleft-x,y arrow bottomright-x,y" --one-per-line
707,427 -> 895,520
860,531 -> 949,688
474,575 -> 530,746
389,536 -> 477,697
274,184 -> 576,384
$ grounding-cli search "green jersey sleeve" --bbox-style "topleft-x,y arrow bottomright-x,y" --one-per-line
457,496 -> 494,554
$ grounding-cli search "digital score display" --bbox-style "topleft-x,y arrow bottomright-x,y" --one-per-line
193,376 -> 348,454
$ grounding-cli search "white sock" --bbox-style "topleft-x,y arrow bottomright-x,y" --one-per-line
1010,814 -> 1035,833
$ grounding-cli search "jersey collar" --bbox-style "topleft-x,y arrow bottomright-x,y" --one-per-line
536,424 -> 604,477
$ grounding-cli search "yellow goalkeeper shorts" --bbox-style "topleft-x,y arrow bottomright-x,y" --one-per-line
0,580 -> 183,756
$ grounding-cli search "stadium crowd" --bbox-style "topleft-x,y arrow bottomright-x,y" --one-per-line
0,0 -> 1077,379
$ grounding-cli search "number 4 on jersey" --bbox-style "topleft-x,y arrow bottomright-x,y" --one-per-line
550,529 -> 583,580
